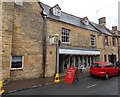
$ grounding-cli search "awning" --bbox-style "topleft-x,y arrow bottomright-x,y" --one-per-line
59,48 -> 100,55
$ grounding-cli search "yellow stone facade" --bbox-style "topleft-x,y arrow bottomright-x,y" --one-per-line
45,19 -> 118,77
0,2 -> 119,82
1,2 -> 44,82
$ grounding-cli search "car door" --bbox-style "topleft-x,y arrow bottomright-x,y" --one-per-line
91,63 -> 102,74
110,64 -> 119,75
104,63 -> 113,76
105,63 -> 118,76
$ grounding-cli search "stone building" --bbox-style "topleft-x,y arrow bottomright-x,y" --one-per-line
0,1 -> 119,82
0,1 -> 44,82
40,3 -> 119,77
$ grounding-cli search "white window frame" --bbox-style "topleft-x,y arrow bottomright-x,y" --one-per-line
61,28 -> 70,44
90,35 -> 96,46
10,55 -> 24,70
15,0 -> 23,6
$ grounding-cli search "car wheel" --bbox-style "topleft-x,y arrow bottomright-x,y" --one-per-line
105,73 -> 109,80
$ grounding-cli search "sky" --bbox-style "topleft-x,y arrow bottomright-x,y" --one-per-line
40,0 -> 119,30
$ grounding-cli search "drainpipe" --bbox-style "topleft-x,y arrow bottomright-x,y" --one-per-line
41,11 -> 47,78
117,37 -> 120,60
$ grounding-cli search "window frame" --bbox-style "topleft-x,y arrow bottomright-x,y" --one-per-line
90,35 -> 96,46
15,0 -> 23,6
61,28 -> 70,44
10,55 -> 24,70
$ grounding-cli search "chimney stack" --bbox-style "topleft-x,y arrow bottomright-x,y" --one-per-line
112,26 -> 117,32
98,17 -> 106,27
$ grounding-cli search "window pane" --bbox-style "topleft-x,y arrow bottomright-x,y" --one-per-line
11,56 -> 23,69
62,28 -> 70,43
91,35 -> 96,46
92,63 -> 102,68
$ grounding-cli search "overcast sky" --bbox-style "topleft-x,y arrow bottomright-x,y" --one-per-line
40,0 -> 119,30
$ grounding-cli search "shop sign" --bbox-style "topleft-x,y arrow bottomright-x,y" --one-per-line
64,66 -> 78,84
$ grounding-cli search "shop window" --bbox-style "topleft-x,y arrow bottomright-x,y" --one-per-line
61,28 -> 70,44
90,35 -> 96,46
104,55 -> 107,62
11,56 -> 24,70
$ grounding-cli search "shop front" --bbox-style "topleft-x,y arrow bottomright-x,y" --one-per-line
59,48 -> 100,73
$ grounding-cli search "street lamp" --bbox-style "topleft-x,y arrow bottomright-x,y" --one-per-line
54,33 -> 60,83
55,33 -> 59,73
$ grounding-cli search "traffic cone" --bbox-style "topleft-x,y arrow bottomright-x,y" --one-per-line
0,81 -> 5,95
54,73 -> 60,83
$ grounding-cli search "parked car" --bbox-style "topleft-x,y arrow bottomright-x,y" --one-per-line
89,62 -> 120,80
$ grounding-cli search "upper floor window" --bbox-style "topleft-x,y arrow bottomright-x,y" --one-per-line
90,35 -> 96,46
11,56 -> 24,70
62,28 -> 70,44
112,37 -> 116,46
104,36 -> 108,46
15,0 -> 23,6
51,4 -> 61,17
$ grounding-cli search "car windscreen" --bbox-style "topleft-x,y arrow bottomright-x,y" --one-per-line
92,63 -> 102,68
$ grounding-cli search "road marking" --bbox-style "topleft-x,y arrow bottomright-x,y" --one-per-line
87,84 -> 96,88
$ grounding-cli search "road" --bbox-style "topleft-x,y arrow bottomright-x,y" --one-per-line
6,76 -> 119,95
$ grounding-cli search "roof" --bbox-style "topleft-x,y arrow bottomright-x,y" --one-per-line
40,2 -> 113,36
90,22 -> 113,36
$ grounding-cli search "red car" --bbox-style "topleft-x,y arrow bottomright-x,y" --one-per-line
89,62 -> 120,79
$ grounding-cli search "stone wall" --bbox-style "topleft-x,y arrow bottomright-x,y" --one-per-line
2,2 -> 14,81
2,2 -> 44,81
10,2 -> 44,81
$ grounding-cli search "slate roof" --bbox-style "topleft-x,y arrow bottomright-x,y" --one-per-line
40,2 -> 113,36
90,22 -> 113,36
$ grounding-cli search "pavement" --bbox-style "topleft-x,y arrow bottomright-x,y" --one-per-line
3,69 -> 90,94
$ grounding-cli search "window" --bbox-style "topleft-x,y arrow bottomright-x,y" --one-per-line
11,56 -> 24,70
104,36 -> 108,45
62,28 -> 70,43
104,63 -> 114,68
52,8 -> 61,17
90,35 -> 96,46
92,63 -> 102,68
15,0 -> 23,6
112,38 -> 116,46
104,55 -> 107,62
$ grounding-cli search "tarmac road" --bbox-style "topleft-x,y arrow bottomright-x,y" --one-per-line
6,76 -> 119,95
